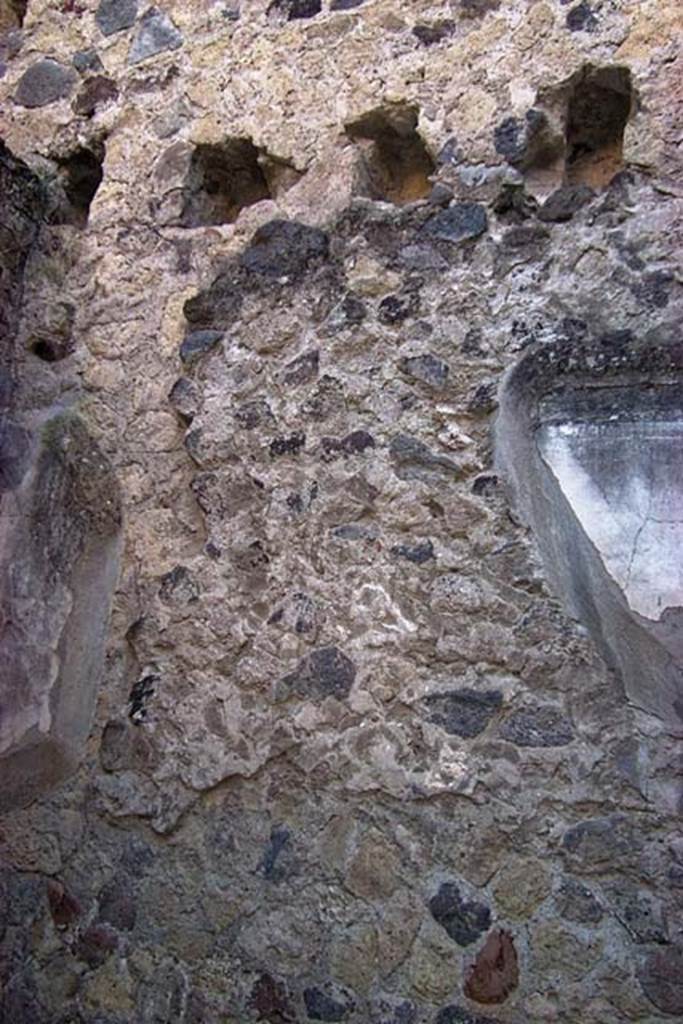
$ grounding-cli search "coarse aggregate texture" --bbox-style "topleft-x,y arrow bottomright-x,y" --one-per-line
0,1 -> 682,1022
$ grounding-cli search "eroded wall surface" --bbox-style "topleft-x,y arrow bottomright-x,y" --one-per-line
0,1 -> 682,1022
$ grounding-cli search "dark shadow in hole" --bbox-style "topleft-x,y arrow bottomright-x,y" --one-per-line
31,338 -> 67,362
51,142 -> 105,228
345,104 -> 435,205
0,0 -> 27,30
180,138 -> 302,228
565,65 -> 633,188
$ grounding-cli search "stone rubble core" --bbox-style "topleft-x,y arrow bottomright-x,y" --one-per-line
0,0 -> 682,1022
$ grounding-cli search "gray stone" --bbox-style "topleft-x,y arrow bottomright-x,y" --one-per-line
391,539 -> 435,564
555,877 -> 604,924
128,7 -> 183,65
15,59 -> 77,108
561,815 -> 634,873
72,49 -> 104,73
179,328 -> 224,364
423,690 -> 502,738
499,706 -> 574,747
0,420 -> 31,492
96,0 -> 138,36
277,646 -> 357,702
421,202 -> 487,243
429,881 -> 491,946
389,433 -> 460,479
303,985 -> 354,1021
398,353 -> 450,387
538,185 -> 595,223
608,887 -> 668,944
436,1008 -> 498,1024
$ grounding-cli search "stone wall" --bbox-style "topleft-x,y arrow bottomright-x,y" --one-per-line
0,1 -> 682,1022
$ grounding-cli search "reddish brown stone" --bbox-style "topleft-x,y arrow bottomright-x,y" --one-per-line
47,880 -> 82,929
464,929 -> 519,1005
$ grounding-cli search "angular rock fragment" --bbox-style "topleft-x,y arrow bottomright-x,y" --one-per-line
537,184 -> 594,222
398,353 -> 449,387
96,0 -> 138,36
128,6 -> 183,65
179,328 -> 224,364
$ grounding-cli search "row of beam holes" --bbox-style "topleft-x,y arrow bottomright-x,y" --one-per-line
178,68 -> 633,227
0,0 -> 27,30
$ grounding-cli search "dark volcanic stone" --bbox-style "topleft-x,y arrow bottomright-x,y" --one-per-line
303,986 -> 354,1021
95,0 -> 138,36
424,690 -> 502,738
436,1006 -> 499,1024
240,219 -> 329,278
270,431 -> 306,457
15,59 -> 77,107
391,539 -> 434,564
555,877 -> 604,924
460,0 -> 500,14
330,0 -> 364,8
398,353 -> 449,387
429,882 -> 491,946
0,420 -> 31,492
179,328 -> 224,364
320,430 -> 375,460
637,946 -> 683,1015
499,706 -> 574,747
279,646 -> 356,702
269,0 -> 322,18
566,1 -> 598,31
235,398 -> 274,429
378,292 -> 419,324
413,20 -> 456,45
128,6 -> 183,64
493,108 -> 556,170
258,825 -> 292,882
168,377 -> 199,423
633,269 -> 674,309
283,349 -> 319,386
72,74 -> 119,116
463,929 -> 519,1005
538,185 -> 594,222
422,202 -> 487,243
389,433 -> 460,477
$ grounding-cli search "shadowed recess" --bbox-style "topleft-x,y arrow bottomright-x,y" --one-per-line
346,104 -> 435,204
0,0 -> 27,30
565,65 -> 633,188
180,138 -> 301,227
51,142 -> 105,228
